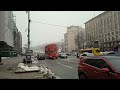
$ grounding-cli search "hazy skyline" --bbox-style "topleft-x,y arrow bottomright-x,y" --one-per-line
13,11 -> 104,47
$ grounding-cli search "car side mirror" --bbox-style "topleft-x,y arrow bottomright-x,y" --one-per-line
101,68 -> 109,72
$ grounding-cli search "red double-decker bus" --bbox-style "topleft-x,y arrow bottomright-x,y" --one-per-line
45,43 -> 58,59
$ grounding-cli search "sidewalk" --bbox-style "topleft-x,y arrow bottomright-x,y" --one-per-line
0,57 -> 38,79
0,56 -> 59,79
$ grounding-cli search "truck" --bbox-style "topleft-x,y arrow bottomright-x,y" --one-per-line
45,43 -> 58,59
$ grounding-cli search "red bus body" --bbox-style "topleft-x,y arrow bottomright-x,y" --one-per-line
45,44 -> 58,59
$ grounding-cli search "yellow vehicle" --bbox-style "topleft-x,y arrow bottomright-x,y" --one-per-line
80,48 -> 100,56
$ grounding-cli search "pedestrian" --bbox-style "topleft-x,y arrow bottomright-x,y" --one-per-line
0,57 -> 3,65
77,52 -> 79,58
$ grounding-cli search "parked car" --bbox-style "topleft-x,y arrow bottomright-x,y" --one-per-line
78,56 -> 120,79
37,52 -> 45,60
59,53 -> 67,59
79,52 -> 94,57
100,51 -> 114,56
66,53 -> 71,56
107,51 -> 120,56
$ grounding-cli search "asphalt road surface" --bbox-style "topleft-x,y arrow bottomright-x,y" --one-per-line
38,56 -> 79,79
0,56 -> 79,79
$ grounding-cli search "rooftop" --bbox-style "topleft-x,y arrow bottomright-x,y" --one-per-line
85,11 -> 106,24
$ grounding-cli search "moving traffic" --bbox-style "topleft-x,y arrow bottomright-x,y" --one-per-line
1,11 -> 120,79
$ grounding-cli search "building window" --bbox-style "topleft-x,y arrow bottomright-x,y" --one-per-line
116,36 -> 118,40
105,34 -> 107,37
102,35 -> 103,38
115,24 -> 117,29
104,44 -> 106,47
111,26 -> 113,30
111,43 -> 113,46
105,39 -> 107,42
112,37 -> 115,41
108,38 -> 110,41
99,35 -> 101,38
109,43 -> 111,47
112,32 -> 114,35
115,31 -> 118,34
108,33 -> 110,36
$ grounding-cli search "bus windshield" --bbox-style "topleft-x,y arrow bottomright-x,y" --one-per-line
81,50 -> 92,53
96,49 -> 100,53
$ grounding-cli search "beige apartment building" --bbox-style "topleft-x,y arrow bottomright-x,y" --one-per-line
64,26 -> 84,53
75,29 -> 86,50
85,11 -> 120,51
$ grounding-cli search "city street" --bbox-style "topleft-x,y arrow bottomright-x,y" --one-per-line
0,56 -> 79,79
38,56 -> 79,79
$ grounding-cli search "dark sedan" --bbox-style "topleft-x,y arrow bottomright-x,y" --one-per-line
37,53 -> 45,60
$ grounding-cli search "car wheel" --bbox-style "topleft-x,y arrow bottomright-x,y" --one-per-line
79,74 -> 86,79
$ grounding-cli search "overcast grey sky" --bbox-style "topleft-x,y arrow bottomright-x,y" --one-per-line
13,11 -> 104,47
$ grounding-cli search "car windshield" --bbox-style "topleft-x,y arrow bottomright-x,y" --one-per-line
61,53 -> 66,55
39,53 -> 44,55
106,56 -> 120,72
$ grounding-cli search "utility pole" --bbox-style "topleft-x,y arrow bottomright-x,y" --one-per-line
28,11 -> 31,50
24,11 -> 32,63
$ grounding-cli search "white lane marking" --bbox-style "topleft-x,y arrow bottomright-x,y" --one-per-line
58,62 -> 73,68
59,59 -> 79,64
68,61 -> 79,63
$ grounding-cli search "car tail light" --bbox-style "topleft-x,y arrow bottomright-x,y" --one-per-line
49,55 -> 52,57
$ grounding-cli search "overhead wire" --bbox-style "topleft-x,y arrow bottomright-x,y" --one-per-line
31,21 -> 67,28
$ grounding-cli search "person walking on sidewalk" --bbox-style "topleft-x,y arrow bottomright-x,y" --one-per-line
77,52 -> 79,58
0,57 -> 3,65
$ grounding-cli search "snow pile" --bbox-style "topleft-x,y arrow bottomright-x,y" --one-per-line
34,64 -> 60,79
15,63 -> 39,73
14,63 -> 60,79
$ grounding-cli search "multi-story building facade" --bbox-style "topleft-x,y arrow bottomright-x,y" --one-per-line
0,11 -> 22,57
18,31 -> 22,54
13,18 -> 22,55
75,29 -> 86,50
64,26 -> 84,53
85,11 -> 120,51
13,22 -> 19,53
0,11 -> 14,48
